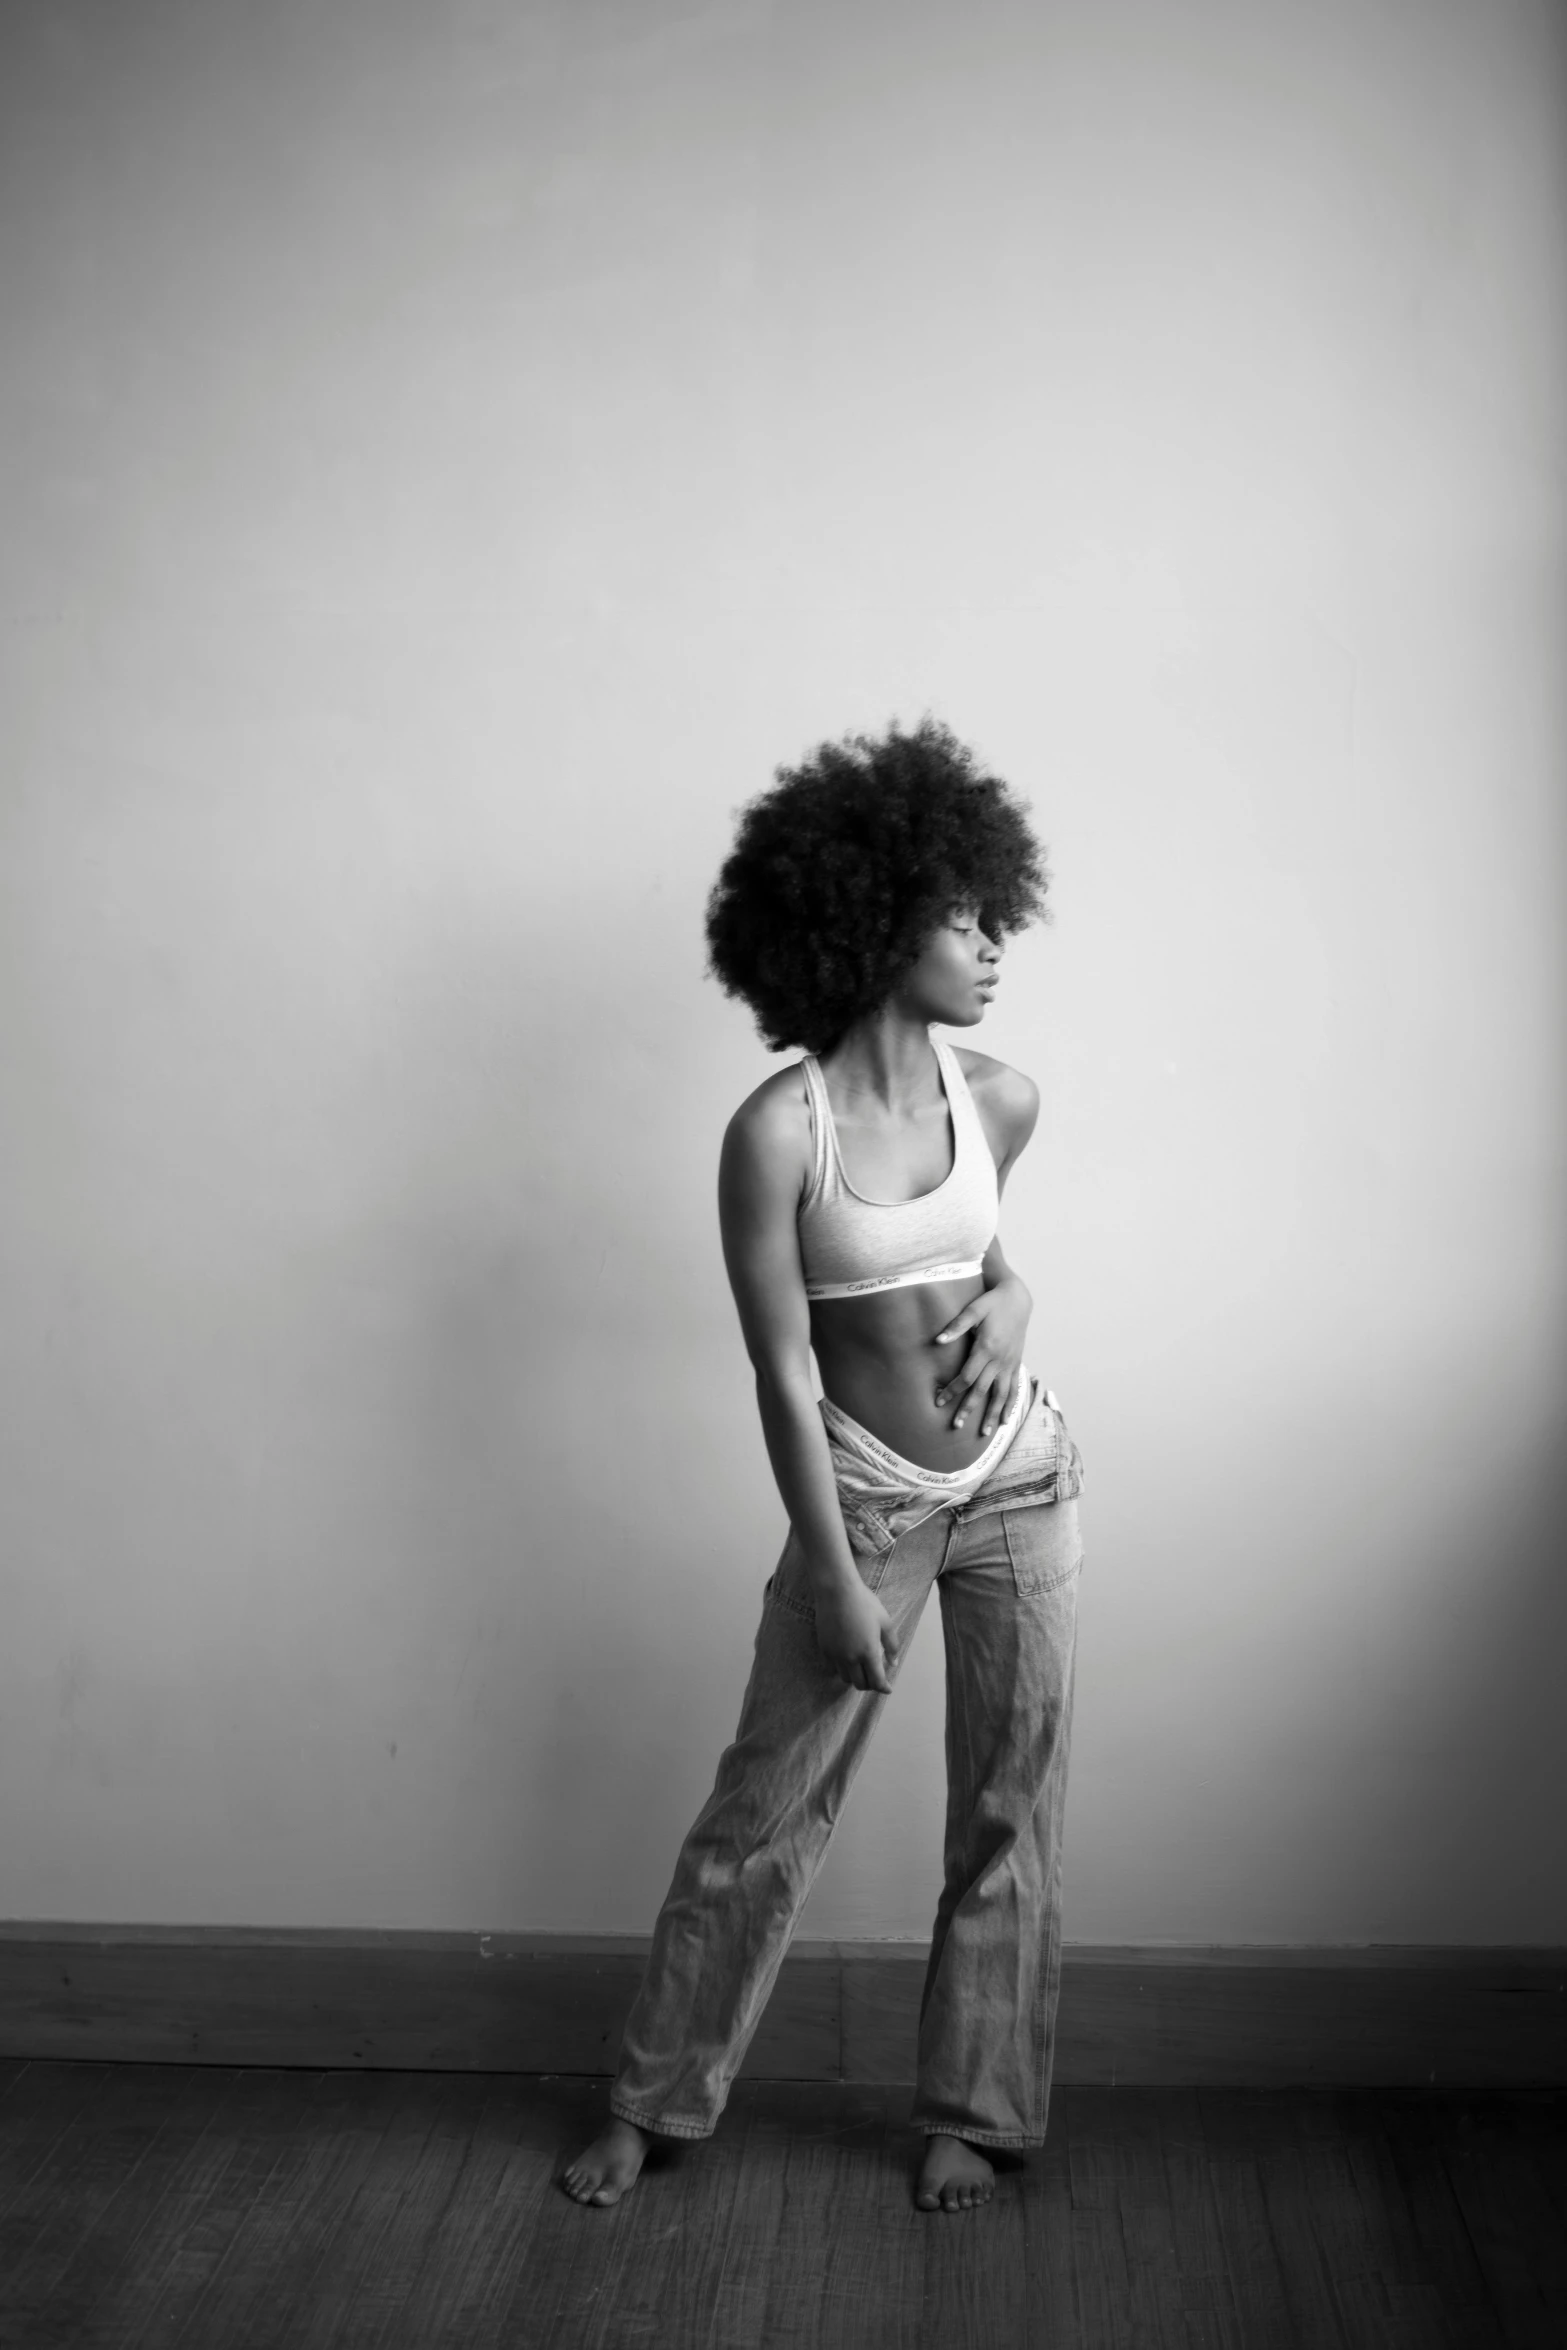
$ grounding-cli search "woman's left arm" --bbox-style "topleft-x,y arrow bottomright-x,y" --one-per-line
933,1060 -> 1040,1439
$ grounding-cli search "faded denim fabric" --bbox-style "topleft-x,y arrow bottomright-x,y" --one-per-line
610,1380 -> 1084,2150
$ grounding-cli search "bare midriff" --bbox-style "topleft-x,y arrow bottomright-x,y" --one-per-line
809,1272 -> 1002,1476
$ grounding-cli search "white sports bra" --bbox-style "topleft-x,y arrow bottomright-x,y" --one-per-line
796,1037 -> 998,1301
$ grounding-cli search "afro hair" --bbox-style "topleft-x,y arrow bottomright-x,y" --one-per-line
705,718 -> 1048,1055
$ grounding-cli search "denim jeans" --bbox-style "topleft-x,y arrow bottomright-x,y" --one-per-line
609,1383 -> 1084,2150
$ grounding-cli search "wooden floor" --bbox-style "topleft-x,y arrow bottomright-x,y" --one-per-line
0,2062 -> 1563,2349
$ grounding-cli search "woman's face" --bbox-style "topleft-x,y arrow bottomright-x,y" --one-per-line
895,907 -> 1003,1028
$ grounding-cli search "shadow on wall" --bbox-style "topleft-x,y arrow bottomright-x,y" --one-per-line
1243,1416 -> 1567,1940
1068,1315 -> 1567,1945
1396,1444 -> 1567,1933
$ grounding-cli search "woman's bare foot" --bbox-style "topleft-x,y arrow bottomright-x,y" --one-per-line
915,2133 -> 995,2212
561,2116 -> 652,2207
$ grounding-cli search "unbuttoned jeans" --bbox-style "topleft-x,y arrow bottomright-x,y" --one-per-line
610,1388 -> 1084,2150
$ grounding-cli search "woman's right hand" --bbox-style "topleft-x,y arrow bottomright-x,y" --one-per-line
812,1576 -> 897,1695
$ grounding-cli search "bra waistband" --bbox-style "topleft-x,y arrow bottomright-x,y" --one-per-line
804,1257 -> 984,1303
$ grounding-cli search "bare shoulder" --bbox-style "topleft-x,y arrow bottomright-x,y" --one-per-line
952,1048 -> 1040,1144
721,1059 -> 814,1189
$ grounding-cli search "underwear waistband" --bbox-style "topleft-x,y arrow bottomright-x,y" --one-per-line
820,1365 -> 1034,1512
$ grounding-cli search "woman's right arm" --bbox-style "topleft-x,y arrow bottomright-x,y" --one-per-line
717,1085 -> 896,1697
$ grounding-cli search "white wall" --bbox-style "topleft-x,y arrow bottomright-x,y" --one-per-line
2,0 -> 1563,1942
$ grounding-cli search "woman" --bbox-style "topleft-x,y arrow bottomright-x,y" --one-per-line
564,719 -> 1084,2214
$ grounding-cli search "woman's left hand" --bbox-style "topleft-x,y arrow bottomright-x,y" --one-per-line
933,1275 -> 1033,1438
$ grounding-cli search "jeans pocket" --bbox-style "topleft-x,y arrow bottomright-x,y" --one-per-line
1002,1500 -> 1084,1599
843,1502 -> 899,1580
768,1514 -> 898,1620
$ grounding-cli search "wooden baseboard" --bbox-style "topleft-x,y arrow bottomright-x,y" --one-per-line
1,1925 -> 1562,2087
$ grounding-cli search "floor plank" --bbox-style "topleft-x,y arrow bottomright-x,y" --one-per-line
319,2072 -> 497,2350
1378,2096 -> 1507,2350
88,2067 -> 317,2350
366,2074 -> 555,2347
36,2068 -> 245,2350
1102,2090 -> 1192,2350
918,2143 -> 1031,2350
1151,2091 -> 1244,2350
455,2077 -> 641,2349
158,2069 -> 407,2350
1331,2100 -> 1485,2350
439,2074 -> 783,2349
1066,2088 -> 1155,2350
1285,2097 -> 1404,2349
0,2062 -> 113,2226
290,2073 -> 494,2350
0,2069 -> 1563,2349
0,2065 -> 221,2347
0,2064 -> 199,2326
552,2087 -> 761,2350
1234,2096 -> 1353,2350
1018,2116 -> 1081,2350
1437,2096 -> 1567,2350
1196,2093 -> 1303,2350
1329,2095 -> 1479,2350
757,2085 -> 924,2350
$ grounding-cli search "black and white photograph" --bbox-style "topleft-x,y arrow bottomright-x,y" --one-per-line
1,0 -> 1563,2342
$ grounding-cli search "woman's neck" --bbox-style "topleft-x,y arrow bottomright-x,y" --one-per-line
821,1012 -> 940,1112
